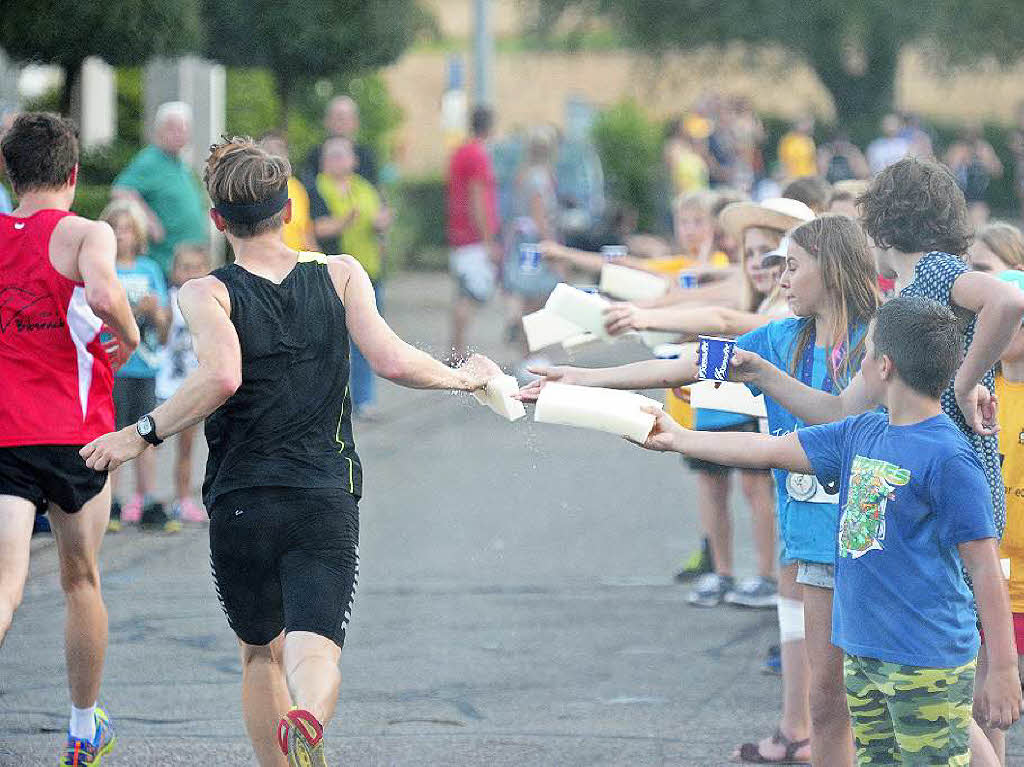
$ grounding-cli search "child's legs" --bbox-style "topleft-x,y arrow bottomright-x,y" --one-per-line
778,563 -> 811,739
802,580 -> 853,766
844,653 -> 900,765
175,424 -> 198,501
738,468 -> 776,579
881,657 -> 975,766
695,469 -> 732,576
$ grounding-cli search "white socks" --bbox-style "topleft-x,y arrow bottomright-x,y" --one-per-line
70,704 -> 96,742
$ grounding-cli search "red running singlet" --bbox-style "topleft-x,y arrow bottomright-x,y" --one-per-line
0,210 -> 115,446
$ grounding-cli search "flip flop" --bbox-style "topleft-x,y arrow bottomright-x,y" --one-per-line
734,728 -> 811,764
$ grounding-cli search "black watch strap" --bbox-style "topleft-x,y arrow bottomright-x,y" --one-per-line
137,414 -> 163,446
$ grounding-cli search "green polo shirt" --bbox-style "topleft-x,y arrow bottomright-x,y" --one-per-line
113,145 -> 208,273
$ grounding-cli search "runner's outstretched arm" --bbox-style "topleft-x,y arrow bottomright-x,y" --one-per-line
330,256 -> 501,391
80,275 -> 241,471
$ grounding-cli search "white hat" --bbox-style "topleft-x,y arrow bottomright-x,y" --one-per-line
718,198 -> 815,240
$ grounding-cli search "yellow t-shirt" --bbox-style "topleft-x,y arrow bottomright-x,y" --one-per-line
671,148 -> 709,195
283,177 -> 313,251
654,252 -> 731,429
997,375 -> 1024,613
778,132 -> 817,179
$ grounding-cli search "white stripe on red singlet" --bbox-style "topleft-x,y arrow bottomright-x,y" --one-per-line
65,286 -> 102,421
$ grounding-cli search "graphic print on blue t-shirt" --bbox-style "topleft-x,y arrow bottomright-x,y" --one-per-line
798,412 -> 996,668
839,456 -> 911,559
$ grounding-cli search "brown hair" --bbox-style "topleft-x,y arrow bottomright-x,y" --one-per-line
977,222 -> 1024,269
828,180 -> 870,208
787,214 -> 881,386
1,112 -> 79,194
204,136 -> 291,238
858,157 -> 972,256
781,176 -> 832,214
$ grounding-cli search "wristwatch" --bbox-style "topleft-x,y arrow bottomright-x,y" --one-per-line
136,414 -> 163,446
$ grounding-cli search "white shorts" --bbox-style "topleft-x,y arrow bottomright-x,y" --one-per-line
450,244 -> 497,303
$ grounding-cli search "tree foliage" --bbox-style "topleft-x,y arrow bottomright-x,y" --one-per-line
202,0 -> 433,128
0,0 -> 202,114
536,0 -> 1024,133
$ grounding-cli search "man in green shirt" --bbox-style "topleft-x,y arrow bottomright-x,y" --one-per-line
112,102 -> 208,275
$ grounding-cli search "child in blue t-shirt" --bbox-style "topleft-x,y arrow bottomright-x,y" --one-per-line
636,296 -> 1021,765
101,200 -> 170,530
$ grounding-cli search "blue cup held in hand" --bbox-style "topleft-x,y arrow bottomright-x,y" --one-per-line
697,336 -> 735,382
678,270 -> 698,289
519,243 -> 542,273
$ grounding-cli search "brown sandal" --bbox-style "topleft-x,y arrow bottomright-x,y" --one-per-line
734,728 -> 811,764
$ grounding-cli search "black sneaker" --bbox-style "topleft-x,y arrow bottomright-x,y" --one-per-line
673,538 -> 714,583
107,500 -> 122,533
140,502 -> 178,532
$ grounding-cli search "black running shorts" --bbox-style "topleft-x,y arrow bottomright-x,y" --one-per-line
209,486 -> 359,648
0,445 -> 107,514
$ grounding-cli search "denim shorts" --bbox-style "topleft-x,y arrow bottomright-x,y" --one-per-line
796,561 -> 835,589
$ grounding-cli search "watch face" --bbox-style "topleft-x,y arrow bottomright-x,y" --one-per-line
138,417 -> 152,436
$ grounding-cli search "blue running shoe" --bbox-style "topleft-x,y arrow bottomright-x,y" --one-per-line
59,707 -> 116,766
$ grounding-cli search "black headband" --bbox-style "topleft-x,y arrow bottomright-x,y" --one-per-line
214,188 -> 288,224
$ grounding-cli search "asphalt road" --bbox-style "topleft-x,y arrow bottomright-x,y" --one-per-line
2,272 -> 1021,766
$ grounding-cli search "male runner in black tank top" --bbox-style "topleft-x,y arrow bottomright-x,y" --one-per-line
82,137 -> 501,767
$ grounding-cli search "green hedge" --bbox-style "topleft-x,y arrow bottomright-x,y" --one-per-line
387,176 -> 447,270
72,184 -> 112,220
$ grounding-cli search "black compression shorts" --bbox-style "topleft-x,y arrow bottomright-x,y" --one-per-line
0,445 -> 107,514
209,486 -> 359,648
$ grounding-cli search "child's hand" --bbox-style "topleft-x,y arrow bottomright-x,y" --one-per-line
628,406 -> 685,453
516,365 -> 583,403
975,664 -> 1023,730
603,303 -> 647,336
728,348 -> 766,384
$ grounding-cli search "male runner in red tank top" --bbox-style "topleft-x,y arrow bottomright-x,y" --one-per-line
0,113 -> 139,766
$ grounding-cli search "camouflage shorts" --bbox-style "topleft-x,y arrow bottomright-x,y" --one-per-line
844,653 -> 975,766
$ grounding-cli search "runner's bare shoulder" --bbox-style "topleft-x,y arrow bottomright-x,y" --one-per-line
323,254 -> 365,300
179,274 -> 231,315
49,215 -> 115,283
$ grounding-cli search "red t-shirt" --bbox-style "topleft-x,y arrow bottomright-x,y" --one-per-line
0,210 -> 115,446
447,139 -> 498,247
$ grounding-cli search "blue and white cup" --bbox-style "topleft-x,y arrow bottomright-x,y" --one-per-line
519,243 -> 542,273
575,285 -> 600,294
677,270 -> 698,289
601,244 -> 628,261
696,335 -> 736,381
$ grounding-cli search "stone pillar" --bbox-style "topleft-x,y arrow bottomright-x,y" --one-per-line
0,48 -> 19,115
71,57 -> 116,150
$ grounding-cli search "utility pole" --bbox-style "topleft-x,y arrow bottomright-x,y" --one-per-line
472,0 -> 493,107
